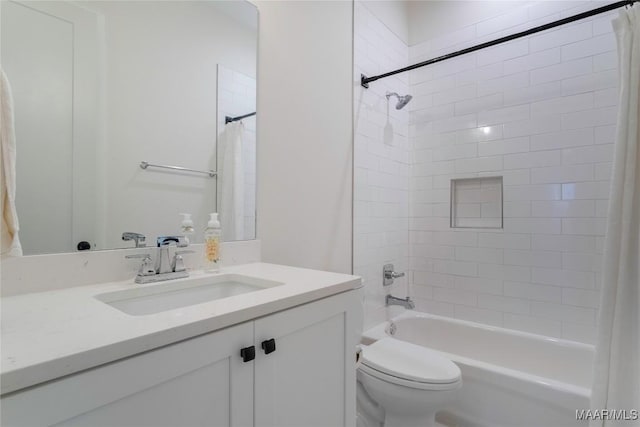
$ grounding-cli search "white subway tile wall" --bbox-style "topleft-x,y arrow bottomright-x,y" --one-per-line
354,2 -> 410,329
406,1 -> 616,344
354,1 -> 617,343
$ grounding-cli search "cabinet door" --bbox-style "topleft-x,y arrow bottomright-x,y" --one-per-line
1,322 -> 254,427
254,291 -> 359,427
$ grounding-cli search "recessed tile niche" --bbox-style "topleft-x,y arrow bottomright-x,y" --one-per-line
450,177 -> 503,229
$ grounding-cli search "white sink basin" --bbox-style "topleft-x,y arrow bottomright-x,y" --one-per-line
96,274 -> 283,316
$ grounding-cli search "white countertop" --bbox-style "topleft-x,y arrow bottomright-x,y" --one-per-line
1,262 -> 361,395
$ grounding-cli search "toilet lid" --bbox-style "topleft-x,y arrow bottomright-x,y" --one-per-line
361,337 -> 461,384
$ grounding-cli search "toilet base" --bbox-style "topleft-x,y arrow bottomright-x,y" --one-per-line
383,410 -> 437,427
357,369 -> 460,427
357,410 -> 449,427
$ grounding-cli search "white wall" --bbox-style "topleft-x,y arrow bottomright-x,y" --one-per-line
407,1 -> 534,46
361,0 -> 409,44
354,1 -> 411,329
407,0 -> 617,343
255,1 -> 353,274
81,1 -> 257,248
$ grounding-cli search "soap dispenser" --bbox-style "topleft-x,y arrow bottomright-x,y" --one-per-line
179,213 -> 194,243
203,213 -> 221,272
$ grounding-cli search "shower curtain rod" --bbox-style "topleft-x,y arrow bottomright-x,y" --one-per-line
361,0 -> 638,88
225,111 -> 256,124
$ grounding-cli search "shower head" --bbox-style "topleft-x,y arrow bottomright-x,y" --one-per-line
396,94 -> 413,110
386,92 -> 413,110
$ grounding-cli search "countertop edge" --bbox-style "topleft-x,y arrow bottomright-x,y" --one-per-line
1,276 -> 361,395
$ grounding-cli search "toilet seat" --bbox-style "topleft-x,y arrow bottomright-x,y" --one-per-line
360,337 -> 461,391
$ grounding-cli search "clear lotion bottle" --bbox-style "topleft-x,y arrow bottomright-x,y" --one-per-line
203,213 -> 221,272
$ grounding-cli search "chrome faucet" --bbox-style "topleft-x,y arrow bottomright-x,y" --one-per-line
382,263 -> 413,308
125,235 -> 192,284
122,232 -> 146,248
156,236 -> 189,274
385,294 -> 415,309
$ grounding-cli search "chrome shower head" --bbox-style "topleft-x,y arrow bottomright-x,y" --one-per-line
396,94 -> 413,109
386,92 -> 413,110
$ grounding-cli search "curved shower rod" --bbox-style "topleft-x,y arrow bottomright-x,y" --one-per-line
361,0 -> 638,88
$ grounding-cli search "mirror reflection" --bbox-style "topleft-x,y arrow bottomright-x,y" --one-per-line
0,0 -> 258,256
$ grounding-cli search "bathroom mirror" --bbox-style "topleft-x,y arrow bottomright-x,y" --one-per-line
0,0 -> 258,255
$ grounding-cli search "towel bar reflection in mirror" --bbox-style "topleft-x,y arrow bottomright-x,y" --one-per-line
139,161 -> 217,178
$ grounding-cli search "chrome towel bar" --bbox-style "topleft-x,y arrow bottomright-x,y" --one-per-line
139,161 -> 217,178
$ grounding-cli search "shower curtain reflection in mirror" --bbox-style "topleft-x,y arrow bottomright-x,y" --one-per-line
216,65 -> 257,241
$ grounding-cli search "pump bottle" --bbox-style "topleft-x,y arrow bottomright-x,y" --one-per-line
179,213 -> 194,243
203,213 -> 221,272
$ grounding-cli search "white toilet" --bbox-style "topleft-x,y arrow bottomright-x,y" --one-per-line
357,337 -> 461,427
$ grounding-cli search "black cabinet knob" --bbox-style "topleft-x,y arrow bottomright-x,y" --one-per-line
261,338 -> 276,355
240,346 -> 255,362
77,241 -> 91,251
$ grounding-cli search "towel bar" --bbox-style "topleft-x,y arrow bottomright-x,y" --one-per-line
139,161 -> 217,178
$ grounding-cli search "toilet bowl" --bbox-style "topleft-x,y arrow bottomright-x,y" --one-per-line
357,337 -> 461,427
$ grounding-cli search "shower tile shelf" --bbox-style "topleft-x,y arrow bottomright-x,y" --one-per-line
450,176 -> 503,229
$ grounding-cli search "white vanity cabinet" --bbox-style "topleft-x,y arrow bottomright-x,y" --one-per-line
254,289 -> 358,427
1,322 -> 255,427
1,290 -> 359,427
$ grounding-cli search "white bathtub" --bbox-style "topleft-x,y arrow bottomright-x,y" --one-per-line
362,312 -> 594,427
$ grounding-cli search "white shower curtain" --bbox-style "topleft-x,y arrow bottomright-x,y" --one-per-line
590,6 -> 640,426
1,68 -> 22,257
219,121 -> 245,241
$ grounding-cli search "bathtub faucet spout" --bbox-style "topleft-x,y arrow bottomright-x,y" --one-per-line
386,294 -> 415,309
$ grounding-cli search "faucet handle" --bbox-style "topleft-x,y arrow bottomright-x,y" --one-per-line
172,250 -> 195,272
125,254 -> 155,276
383,264 -> 405,286
389,271 -> 405,279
